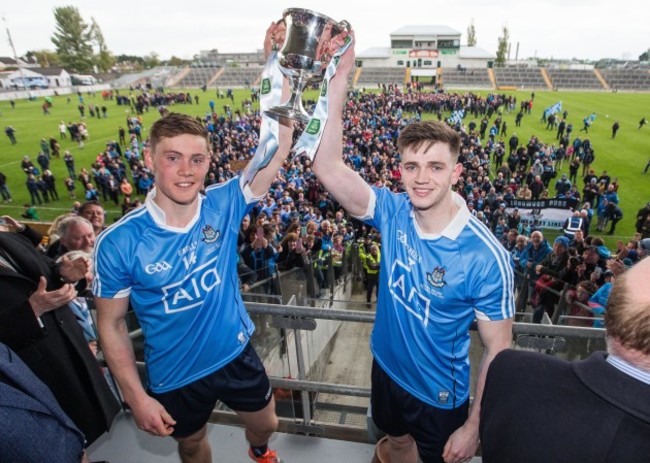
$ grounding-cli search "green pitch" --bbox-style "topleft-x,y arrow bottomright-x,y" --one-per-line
0,87 -> 648,246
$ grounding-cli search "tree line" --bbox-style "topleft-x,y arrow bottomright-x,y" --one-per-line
24,6 -> 189,74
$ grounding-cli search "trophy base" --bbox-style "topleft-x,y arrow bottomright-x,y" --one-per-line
265,105 -> 311,125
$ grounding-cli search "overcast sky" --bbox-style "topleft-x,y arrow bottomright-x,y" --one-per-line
1,0 -> 647,62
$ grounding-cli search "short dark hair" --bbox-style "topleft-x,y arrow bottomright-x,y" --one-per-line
150,113 -> 208,153
397,121 -> 461,161
78,200 -> 104,216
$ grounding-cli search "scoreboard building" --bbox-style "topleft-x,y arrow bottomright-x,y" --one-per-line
357,25 -> 494,69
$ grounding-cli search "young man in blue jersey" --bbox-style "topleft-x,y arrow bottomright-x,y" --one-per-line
312,34 -> 514,463
93,26 -> 289,463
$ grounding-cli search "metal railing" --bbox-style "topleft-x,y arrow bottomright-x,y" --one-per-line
514,270 -> 603,326
117,246 -> 608,443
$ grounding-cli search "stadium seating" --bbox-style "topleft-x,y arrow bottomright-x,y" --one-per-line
440,68 -> 492,89
176,66 -> 220,88
546,69 -> 604,90
493,67 -> 548,89
108,67 -> 177,89
599,69 -> 650,91
354,67 -> 406,87
213,67 -> 263,88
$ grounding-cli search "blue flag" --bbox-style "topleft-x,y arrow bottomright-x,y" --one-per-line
448,109 -> 465,125
544,101 -> 562,118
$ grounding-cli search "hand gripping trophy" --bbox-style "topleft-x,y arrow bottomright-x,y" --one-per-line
266,8 -> 351,124
245,8 -> 352,186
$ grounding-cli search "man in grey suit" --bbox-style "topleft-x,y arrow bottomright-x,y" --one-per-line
0,342 -> 85,462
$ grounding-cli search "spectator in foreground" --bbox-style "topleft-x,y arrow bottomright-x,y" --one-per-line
46,216 -> 96,259
0,342 -> 85,463
480,257 -> 650,462
0,226 -> 119,448
78,201 -> 106,236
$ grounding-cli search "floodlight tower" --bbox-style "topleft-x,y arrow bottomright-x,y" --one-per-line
3,15 -> 27,89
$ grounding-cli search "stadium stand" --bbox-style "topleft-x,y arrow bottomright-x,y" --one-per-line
440,68 -> 492,89
213,66 -> 263,88
108,68 -> 166,89
600,68 -> 650,91
176,65 -> 220,88
148,66 -> 181,88
546,69 -> 604,90
354,67 -> 406,87
493,67 -> 549,89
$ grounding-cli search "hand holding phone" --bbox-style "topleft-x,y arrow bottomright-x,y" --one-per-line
296,238 -> 303,253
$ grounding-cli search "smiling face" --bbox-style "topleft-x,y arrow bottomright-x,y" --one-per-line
80,204 -> 105,233
61,220 -> 96,253
399,142 -> 462,214
150,134 -> 209,211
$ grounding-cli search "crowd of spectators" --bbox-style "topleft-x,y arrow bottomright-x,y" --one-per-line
1,80 -> 649,463
4,84 -> 648,325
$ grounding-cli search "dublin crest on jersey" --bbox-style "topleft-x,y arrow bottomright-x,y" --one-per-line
202,225 -> 220,244
426,266 -> 447,288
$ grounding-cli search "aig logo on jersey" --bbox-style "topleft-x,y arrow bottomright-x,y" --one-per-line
389,259 -> 432,327
162,256 -> 221,313
145,261 -> 172,274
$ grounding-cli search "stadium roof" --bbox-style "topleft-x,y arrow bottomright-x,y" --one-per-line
460,46 -> 496,59
391,25 -> 461,36
0,57 -> 19,65
357,47 -> 392,59
35,67 -> 68,76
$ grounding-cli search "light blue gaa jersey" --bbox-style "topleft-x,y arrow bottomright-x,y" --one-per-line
364,187 -> 515,409
93,177 -> 260,393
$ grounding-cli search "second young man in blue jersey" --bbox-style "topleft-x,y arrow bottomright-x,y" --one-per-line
313,33 -> 515,463
93,25 -> 289,463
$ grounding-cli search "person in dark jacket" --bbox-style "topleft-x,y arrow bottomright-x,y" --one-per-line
532,236 -> 570,323
0,227 -> 120,446
0,341 -> 85,462
605,202 -> 624,235
480,257 -> 650,463
276,232 -> 306,271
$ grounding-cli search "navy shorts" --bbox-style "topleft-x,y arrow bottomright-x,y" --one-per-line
150,342 -> 272,438
371,360 -> 469,463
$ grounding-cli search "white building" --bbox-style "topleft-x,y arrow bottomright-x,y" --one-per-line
0,68 -> 48,89
357,25 -> 494,69
36,67 -> 72,88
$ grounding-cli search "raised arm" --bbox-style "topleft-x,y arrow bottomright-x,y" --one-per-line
312,33 -> 372,218
96,296 -> 176,436
443,318 -> 513,463
246,21 -> 294,198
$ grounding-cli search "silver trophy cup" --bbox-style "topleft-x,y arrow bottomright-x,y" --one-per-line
266,8 -> 350,124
